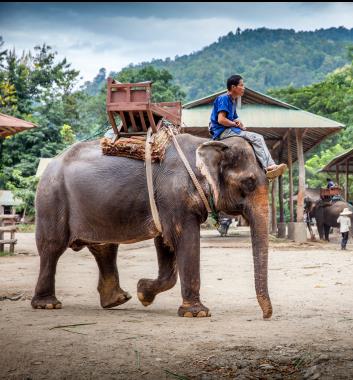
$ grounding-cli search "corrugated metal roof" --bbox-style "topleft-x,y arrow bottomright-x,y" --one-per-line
0,113 -> 37,137
0,190 -> 23,206
320,147 -> 353,173
36,158 -> 53,177
183,87 -> 299,110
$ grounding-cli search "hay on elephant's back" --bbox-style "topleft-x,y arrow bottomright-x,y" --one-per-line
100,120 -> 180,162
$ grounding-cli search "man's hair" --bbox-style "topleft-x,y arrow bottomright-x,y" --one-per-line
327,178 -> 332,181
227,75 -> 243,90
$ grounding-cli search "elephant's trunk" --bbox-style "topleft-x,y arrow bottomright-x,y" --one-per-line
245,185 -> 272,319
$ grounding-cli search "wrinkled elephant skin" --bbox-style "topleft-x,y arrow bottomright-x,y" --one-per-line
32,134 -> 271,319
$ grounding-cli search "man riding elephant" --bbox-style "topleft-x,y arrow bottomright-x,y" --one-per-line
305,196 -> 353,241
209,75 -> 287,179
32,110 -> 281,319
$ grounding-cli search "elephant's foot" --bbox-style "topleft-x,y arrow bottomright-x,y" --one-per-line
257,294 -> 272,320
99,286 -> 131,309
137,279 -> 157,307
178,301 -> 211,318
31,295 -> 62,309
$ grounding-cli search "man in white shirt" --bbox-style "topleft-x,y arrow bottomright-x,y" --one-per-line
337,208 -> 352,250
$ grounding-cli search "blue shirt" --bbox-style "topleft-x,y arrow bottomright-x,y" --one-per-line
209,94 -> 241,140
327,180 -> 335,189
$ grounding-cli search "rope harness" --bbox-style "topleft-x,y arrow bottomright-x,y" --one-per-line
145,128 -> 163,233
144,127 -> 219,234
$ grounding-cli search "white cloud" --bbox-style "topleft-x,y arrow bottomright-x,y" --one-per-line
1,2 -> 353,85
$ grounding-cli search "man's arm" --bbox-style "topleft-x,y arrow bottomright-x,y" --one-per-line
217,111 -> 238,127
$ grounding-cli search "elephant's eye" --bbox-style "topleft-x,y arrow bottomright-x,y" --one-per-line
241,177 -> 257,194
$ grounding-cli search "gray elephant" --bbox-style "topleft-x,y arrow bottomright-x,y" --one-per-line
304,197 -> 353,241
31,134 -> 272,319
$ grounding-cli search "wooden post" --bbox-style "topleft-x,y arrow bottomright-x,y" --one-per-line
237,96 -> 242,109
287,130 -> 294,222
278,146 -> 284,223
345,159 -> 349,201
278,175 -> 284,223
296,129 -> 305,222
0,216 -> 4,252
271,178 -> 277,234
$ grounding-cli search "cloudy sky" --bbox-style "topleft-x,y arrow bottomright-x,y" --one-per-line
1,2 -> 353,85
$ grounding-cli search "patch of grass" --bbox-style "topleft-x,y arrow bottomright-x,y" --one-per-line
16,223 -> 35,233
0,251 -> 14,257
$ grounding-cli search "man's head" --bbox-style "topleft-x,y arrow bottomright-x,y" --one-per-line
227,75 -> 245,98
327,178 -> 332,182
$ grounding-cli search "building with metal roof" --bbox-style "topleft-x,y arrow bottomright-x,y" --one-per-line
181,87 -> 345,242
182,88 -> 344,164
320,147 -> 353,174
319,147 -> 353,201
0,190 -> 22,214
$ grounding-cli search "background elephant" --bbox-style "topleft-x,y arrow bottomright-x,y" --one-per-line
32,133 -> 272,319
304,197 -> 353,241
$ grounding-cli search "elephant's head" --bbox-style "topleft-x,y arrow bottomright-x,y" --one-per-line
196,137 -> 272,319
195,139 -> 266,214
304,196 -> 316,217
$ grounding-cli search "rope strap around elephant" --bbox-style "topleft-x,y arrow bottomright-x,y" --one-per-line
145,128 -> 163,233
167,128 -> 212,214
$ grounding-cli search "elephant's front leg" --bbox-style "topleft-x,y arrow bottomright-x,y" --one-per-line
88,244 -> 131,308
137,236 -> 177,306
176,221 -> 210,318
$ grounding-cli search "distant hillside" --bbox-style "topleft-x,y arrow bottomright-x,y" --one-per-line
85,27 -> 353,101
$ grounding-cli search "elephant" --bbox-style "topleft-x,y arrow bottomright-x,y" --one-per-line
31,133 -> 272,319
304,197 -> 353,241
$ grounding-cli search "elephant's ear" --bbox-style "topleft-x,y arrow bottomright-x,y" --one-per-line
196,141 -> 230,204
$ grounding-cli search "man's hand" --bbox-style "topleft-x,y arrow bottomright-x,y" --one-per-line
234,119 -> 246,130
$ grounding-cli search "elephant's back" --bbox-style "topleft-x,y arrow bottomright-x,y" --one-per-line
324,200 -> 353,227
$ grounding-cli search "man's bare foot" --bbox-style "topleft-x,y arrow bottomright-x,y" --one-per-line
266,164 -> 278,171
265,163 -> 288,179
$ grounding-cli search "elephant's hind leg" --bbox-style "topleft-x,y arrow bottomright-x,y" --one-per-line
324,224 -> 331,241
31,233 -> 67,310
89,244 -> 131,308
137,236 -> 177,307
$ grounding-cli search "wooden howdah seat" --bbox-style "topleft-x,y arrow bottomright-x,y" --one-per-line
106,78 -> 182,140
319,186 -> 342,200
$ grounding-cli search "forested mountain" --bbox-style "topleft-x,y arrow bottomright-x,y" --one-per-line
2,28 -> 353,217
89,27 -> 353,101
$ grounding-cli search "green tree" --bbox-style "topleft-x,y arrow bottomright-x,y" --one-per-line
0,41 -> 81,188
267,46 -> 353,188
114,65 -> 186,102
6,169 -> 39,219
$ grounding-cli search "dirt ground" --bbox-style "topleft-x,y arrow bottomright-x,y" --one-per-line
1,227 -> 353,380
